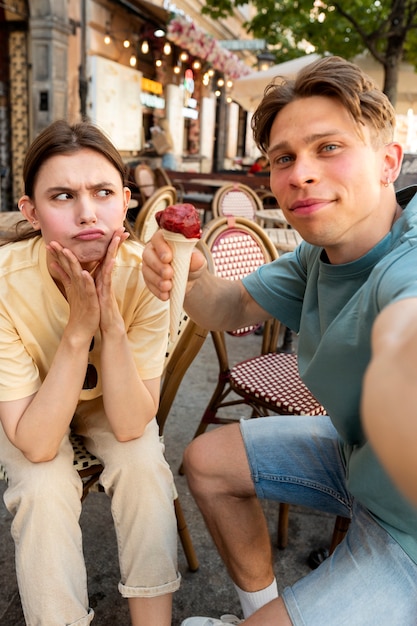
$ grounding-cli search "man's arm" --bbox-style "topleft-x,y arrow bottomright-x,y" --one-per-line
142,230 -> 271,332
362,297 -> 417,508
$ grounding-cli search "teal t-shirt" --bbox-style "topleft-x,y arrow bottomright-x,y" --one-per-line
242,187 -> 417,564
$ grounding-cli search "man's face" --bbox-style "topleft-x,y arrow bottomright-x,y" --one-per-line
267,95 -> 393,264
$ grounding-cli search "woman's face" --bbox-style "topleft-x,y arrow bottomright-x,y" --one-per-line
20,148 -> 130,272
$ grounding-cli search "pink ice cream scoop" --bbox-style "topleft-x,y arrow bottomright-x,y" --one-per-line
155,203 -> 201,239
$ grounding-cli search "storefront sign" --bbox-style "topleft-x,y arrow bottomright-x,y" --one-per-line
141,77 -> 163,95
140,93 -> 165,109
183,107 -> 198,119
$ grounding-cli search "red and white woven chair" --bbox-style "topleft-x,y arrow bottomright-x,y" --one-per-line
183,216 -> 350,554
211,183 -> 264,221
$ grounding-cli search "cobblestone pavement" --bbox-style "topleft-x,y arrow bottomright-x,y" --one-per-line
0,331 -> 334,625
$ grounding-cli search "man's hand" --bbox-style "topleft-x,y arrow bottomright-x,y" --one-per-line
142,230 -> 206,301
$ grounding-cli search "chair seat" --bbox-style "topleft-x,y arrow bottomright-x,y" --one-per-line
230,352 -> 326,416
71,433 -> 102,471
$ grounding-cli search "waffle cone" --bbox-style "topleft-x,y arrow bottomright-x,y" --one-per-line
161,230 -> 199,339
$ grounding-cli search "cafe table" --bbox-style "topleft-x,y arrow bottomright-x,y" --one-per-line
256,208 -> 288,228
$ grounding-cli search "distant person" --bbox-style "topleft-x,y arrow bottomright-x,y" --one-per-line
0,120 -> 180,625
151,118 -> 176,170
248,155 -> 269,175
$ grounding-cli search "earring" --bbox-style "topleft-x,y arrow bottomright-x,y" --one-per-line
384,178 -> 391,187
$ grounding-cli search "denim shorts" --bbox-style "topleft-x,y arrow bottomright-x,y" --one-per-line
240,415 -> 417,625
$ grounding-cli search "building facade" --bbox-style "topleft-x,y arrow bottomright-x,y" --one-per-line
0,0 -> 256,211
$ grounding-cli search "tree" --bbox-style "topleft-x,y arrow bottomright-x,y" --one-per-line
202,0 -> 417,105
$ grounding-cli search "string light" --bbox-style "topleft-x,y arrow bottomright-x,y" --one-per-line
129,54 -> 137,67
179,51 -> 188,62
104,32 -> 111,45
141,40 -> 149,54
123,38 -> 130,48
173,66 -> 181,74
163,41 -> 172,55
155,59 -> 162,67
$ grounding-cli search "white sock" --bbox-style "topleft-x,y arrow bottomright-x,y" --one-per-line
233,578 -> 279,618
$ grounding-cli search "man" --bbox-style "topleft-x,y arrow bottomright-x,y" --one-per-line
143,56 -> 417,625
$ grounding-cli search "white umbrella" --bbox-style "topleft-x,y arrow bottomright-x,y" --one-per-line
231,54 -> 321,111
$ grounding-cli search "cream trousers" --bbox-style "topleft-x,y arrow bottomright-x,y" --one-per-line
0,398 -> 180,625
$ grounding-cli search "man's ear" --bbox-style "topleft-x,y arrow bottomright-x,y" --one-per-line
18,196 -> 39,228
383,142 -> 403,185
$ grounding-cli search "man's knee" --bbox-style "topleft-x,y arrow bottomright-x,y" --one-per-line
183,424 -> 253,498
182,434 -> 207,485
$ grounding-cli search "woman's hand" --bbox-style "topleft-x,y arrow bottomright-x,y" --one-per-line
47,241 -> 100,338
94,227 -> 129,333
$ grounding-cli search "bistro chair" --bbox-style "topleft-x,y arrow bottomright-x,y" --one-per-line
133,185 -> 177,243
211,183 -> 264,221
255,189 -> 280,210
181,216 -> 350,555
0,246 -> 212,572
133,163 -> 157,205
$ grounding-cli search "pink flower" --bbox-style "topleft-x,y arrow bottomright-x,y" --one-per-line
167,16 -> 253,79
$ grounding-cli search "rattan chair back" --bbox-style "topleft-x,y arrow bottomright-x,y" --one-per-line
211,183 -> 263,221
133,185 -> 177,243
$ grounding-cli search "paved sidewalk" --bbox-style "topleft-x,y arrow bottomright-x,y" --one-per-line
0,331 -> 335,625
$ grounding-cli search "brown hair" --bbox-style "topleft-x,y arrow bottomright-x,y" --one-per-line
3,120 -> 133,244
252,56 -> 396,153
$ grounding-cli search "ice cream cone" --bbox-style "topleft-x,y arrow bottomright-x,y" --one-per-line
161,230 -> 199,339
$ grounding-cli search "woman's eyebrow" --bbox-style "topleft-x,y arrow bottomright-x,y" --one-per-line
45,181 -> 117,194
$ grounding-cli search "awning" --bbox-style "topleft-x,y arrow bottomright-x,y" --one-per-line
109,0 -> 170,28
230,54 -> 321,111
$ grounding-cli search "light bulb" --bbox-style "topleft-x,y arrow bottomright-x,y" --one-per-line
129,54 -> 137,67
141,40 -> 149,54
123,39 -> 130,48
104,33 -> 111,45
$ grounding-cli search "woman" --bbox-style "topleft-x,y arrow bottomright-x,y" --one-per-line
0,120 -> 180,625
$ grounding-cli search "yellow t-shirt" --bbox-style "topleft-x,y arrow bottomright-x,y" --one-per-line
0,237 -> 169,402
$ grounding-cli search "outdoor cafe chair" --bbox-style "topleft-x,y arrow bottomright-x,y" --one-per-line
133,184 -> 177,243
180,216 -> 350,556
0,244 -> 212,572
211,182 -> 264,221
133,162 -> 157,205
